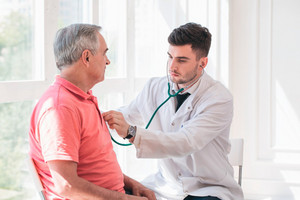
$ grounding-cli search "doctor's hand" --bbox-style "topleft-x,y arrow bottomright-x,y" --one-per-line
103,110 -> 130,138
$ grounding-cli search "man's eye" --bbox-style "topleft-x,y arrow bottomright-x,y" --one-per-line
178,60 -> 186,63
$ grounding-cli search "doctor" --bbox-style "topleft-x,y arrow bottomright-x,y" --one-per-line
103,22 -> 244,200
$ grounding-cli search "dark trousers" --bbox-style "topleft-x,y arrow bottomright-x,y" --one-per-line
184,196 -> 221,200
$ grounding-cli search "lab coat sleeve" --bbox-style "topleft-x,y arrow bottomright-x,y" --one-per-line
133,94 -> 233,158
118,103 -> 144,127
119,78 -> 158,127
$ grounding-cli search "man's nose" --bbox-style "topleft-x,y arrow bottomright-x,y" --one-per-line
168,60 -> 177,71
106,57 -> 111,65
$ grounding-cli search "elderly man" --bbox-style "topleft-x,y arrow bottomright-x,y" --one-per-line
29,24 -> 155,200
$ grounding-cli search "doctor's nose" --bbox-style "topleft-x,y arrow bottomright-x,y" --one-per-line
168,60 -> 177,71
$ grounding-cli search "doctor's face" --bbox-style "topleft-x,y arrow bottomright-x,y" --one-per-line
167,44 -> 205,89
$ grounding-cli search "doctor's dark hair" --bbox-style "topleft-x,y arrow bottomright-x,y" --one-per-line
53,24 -> 102,70
168,22 -> 211,60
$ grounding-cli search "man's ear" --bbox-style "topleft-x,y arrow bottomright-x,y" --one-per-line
82,50 -> 90,66
199,57 -> 208,69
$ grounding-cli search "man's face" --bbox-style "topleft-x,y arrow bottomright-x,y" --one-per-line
88,33 -> 110,83
167,44 -> 203,88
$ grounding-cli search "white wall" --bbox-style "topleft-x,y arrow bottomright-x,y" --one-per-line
230,0 -> 300,199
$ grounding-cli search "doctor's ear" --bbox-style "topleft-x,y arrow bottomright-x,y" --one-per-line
199,57 -> 208,69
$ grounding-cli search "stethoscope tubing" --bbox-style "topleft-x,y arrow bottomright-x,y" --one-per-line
109,82 -> 183,146
145,83 -> 183,129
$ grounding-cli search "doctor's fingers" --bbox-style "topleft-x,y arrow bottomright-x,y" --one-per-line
112,124 -> 129,138
105,114 -> 126,127
102,110 -> 123,118
106,118 -> 129,136
105,113 -> 129,129
104,115 -> 116,124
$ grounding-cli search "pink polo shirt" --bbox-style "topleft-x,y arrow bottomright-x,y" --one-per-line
29,76 -> 124,199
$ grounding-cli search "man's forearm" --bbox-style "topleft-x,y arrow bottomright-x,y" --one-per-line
48,160 -> 128,200
58,175 -> 126,200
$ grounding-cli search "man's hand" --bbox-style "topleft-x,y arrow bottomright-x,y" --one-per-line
124,175 -> 156,200
131,185 -> 156,200
127,195 -> 148,200
103,110 -> 130,138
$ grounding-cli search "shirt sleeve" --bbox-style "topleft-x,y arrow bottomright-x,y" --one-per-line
38,106 -> 81,163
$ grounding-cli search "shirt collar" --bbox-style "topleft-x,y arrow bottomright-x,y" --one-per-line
54,75 -> 94,100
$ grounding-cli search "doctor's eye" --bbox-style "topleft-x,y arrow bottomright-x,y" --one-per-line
178,59 -> 187,63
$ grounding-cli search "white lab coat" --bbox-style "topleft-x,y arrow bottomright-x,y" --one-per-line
120,72 -> 244,200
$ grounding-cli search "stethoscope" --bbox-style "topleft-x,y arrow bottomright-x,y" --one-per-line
110,63 -> 203,146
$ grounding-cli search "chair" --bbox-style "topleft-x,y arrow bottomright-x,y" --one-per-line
27,155 -> 46,200
228,138 -> 244,186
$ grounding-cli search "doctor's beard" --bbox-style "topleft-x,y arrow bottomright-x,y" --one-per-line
170,64 -> 199,85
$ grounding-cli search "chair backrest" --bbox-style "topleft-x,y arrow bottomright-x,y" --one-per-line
228,138 -> 244,186
27,155 -> 46,200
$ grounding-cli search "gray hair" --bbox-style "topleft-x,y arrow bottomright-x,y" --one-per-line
53,24 -> 102,70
